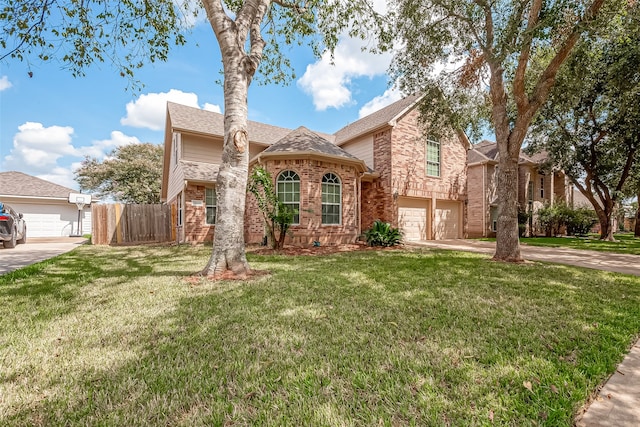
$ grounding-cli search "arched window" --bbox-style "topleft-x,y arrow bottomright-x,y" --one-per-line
276,170 -> 300,224
322,173 -> 341,225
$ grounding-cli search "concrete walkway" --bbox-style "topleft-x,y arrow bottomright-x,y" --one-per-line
410,239 -> 640,276
0,237 -> 88,275
410,239 -> 640,426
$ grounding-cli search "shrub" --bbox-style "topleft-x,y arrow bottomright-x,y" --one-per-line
537,202 -> 597,237
364,220 -> 402,247
566,207 -> 597,236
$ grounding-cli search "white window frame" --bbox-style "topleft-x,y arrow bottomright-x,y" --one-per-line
205,187 -> 216,225
426,138 -> 441,177
321,173 -> 342,225
177,192 -> 183,226
276,170 -> 300,225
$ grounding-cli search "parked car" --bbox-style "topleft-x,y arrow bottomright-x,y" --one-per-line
0,202 -> 26,248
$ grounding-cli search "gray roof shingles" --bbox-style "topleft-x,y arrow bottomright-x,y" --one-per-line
0,171 -> 78,199
263,127 -> 361,161
167,102 -> 295,146
180,161 -> 220,182
333,94 -> 421,145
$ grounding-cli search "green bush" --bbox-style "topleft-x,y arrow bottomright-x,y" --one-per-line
537,202 -> 596,237
566,207 -> 597,236
363,220 -> 402,247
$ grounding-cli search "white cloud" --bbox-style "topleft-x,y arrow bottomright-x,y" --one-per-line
298,36 -> 393,111
80,131 -> 142,159
120,89 -> 222,130
37,167 -> 79,190
358,87 -> 403,118
203,103 -> 222,113
121,89 -> 198,130
0,75 -> 12,91
3,122 -> 77,171
2,122 -> 146,189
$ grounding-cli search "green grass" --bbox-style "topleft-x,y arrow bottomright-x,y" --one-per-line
1,245 -> 639,426
482,233 -> 640,255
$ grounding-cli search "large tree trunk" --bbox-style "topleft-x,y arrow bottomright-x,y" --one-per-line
635,193 -> 640,237
201,47 -> 252,278
597,210 -> 615,241
493,140 -> 523,262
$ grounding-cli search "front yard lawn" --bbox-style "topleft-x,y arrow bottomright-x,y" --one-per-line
484,233 -> 640,255
1,245 -> 639,425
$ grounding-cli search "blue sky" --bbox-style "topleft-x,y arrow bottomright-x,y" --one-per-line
0,19 -> 401,190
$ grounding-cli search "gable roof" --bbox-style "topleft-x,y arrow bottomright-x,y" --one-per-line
166,102 -> 295,146
0,171 -> 80,200
333,94 -> 422,145
264,127 -> 360,159
257,127 -> 367,172
467,140 -> 549,166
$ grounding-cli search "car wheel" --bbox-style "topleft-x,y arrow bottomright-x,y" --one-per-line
3,228 -> 17,248
17,227 -> 26,244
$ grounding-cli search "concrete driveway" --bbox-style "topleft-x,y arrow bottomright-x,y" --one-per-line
409,239 -> 640,276
0,237 -> 88,275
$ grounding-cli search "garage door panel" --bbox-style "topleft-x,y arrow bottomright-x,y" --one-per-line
6,202 -> 89,237
435,201 -> 460,240
399,207 -> 427,241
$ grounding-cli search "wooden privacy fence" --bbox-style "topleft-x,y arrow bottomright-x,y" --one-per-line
91,203 -> 175,245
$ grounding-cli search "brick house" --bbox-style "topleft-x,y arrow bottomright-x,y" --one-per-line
466,140 -> 572,237
161,95 -> 470,245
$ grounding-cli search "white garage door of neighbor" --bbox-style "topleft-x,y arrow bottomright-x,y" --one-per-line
398,199 -> 429,241
9,203 -> 90,238
435,201 -> 460,240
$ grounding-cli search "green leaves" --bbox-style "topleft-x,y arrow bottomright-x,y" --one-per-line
1,0 -> 190,85
74,142 -> 164,204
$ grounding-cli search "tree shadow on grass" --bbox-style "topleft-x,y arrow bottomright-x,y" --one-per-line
2,249 -> 640,425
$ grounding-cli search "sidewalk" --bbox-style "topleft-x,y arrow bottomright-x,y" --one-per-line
410,239 -> 640,276
409,239 -> 640,426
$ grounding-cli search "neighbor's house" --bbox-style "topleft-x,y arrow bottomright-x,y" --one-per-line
0,171 -> 92,237
161,95 -> 470,246
466,141 -> 572,237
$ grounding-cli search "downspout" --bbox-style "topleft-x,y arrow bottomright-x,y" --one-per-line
357,172 -> 363,240
482,164 -> 486,237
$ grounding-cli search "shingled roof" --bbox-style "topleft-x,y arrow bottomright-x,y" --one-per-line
166,102 -> 294,146
257,127 -> 367,172
333,94 -> 422,145
0,171 -> 79,200
180,160 -> 220,182
467,140 -> 550,165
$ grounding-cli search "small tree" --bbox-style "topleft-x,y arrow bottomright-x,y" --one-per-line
75,143 -> 163,204
247,166 -> 296,250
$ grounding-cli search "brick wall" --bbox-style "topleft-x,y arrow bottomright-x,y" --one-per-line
361,129 -> 394,231
466,164 -> 486,237
245,158 -> 361,246
183,184 -> 215,243
362,109 -> 468,234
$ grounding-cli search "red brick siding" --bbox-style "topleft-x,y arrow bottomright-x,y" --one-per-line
245,158 -> 361,246
361,129 -> 394,231
183,184 -> 215,243
466,164 -> 487,237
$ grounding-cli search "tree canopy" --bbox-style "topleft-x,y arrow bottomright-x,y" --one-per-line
75,143 -> 163,204
528,4 -> 640,240
388,0 -> 616,260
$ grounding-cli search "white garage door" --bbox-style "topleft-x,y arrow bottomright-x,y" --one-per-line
435,200 -> 460,240
8,202 -> 91,237
398,198 -> 429,241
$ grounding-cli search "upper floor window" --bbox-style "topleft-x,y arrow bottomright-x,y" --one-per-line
322,173 -> 341,225
205,187 -> 216,225
277,170 -> 300,224
426,138 -> 441,177
540,177 -> 545,199
172,132 -> 180,162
